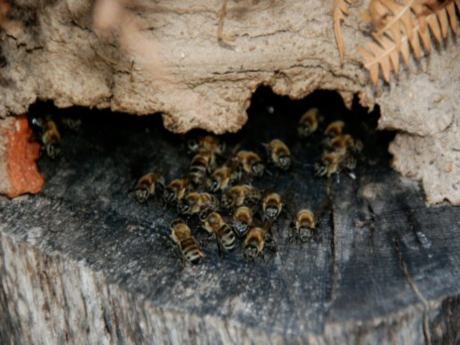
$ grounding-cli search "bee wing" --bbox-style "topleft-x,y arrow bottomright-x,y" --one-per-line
264,169 -> 273,177
127,181 -> 140,196
230,141 -> 243,156
215,236 -> 225,258
257,219 -> 275,236
155,227 -> 178,252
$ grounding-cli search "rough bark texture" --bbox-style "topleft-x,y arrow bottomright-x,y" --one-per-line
1,106 -> 460,344
0,1 -> 458,199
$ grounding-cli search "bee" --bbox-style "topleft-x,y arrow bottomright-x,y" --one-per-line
331,134 -> 364,170
201,211 -> 236,252
179,192 -> 218,216
266,139 -> 292,170
233,150 -> 264,177
60,117 -> 82,131
262,192 -> 283,222
188,150 -> 217,185
221,184 -> 261,210
207,165 -> 240,192
327,134 -> 355,154
244,227 -> 266,259
135,172 -> 165,203
291,209 -> 316,242
163,177 -> 190,204
315,151 -> 343,177
298,108 -> 319,138
324,120 -> 345,138
170,220 -> 205,264
232,206 -> 253,238
41,117 -> 62,159
187,135 -> 226,156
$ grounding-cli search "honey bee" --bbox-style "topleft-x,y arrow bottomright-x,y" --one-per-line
221,184 -> 261,210
135,172 -> 165,203
298,108 -> 319,138
262,192 -> 283,222
233,150 -> 264,177
188,150 -> 217,185
315,151 -> 343,177
60,117 -> 82,131
327,134 -> 355,153
266,139 -> 292,170
200,211 -> 236,252
324,120 -> 345,138
245,224 -> 278,260
207,165 -> 240,192
179,192 -> 218,216
170,220 -> 205,264
291,209 -> 316,242
163,177 -> 190,204
232,206 -> 253,238
187,135 -> 226,156
41,117 -> 62,159
244,227 -> 266,259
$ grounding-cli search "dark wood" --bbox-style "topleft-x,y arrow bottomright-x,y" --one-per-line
1,93 -> 460,344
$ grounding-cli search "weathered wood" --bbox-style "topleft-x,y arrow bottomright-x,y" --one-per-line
0,92 -> 460,344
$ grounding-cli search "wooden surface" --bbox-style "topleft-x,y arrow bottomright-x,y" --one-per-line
1,91 -> 460,344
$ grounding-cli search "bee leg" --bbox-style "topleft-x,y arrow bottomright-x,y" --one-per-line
156,183 -> 165,197
180,254 -> 188,267
335,173 -> 341,184
266,221 -> 276,237
200,233 -> 214,245
265,234 -> 278,255
313,229 -> 322,243
216,237 -> 225,258
171,243 -> 188,267
243,251 -> 256,262
162,235 -> 186,266
287,229 -> 297,244
161,199 -> 169,209
260,252 -> 268,262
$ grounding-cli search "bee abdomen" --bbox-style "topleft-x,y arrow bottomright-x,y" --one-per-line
184,248 -> 203,264
42,130 -> 60,144
189,155 -> 210,184
218,225 -> 236,251
181,238 -> 203,263
189,169 -> 206,185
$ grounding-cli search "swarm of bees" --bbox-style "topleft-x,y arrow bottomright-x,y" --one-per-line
133,107 -> 364,265
315,120 -> 363,178
28,104 -> 363,265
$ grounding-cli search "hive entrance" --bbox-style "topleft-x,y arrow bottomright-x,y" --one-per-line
27,89 -> 394,264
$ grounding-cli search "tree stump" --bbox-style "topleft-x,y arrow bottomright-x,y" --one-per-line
1,94 -> 459,344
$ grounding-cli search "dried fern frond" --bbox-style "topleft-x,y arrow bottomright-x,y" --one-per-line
359,0 -> 460,85
333,0 -> 356,65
